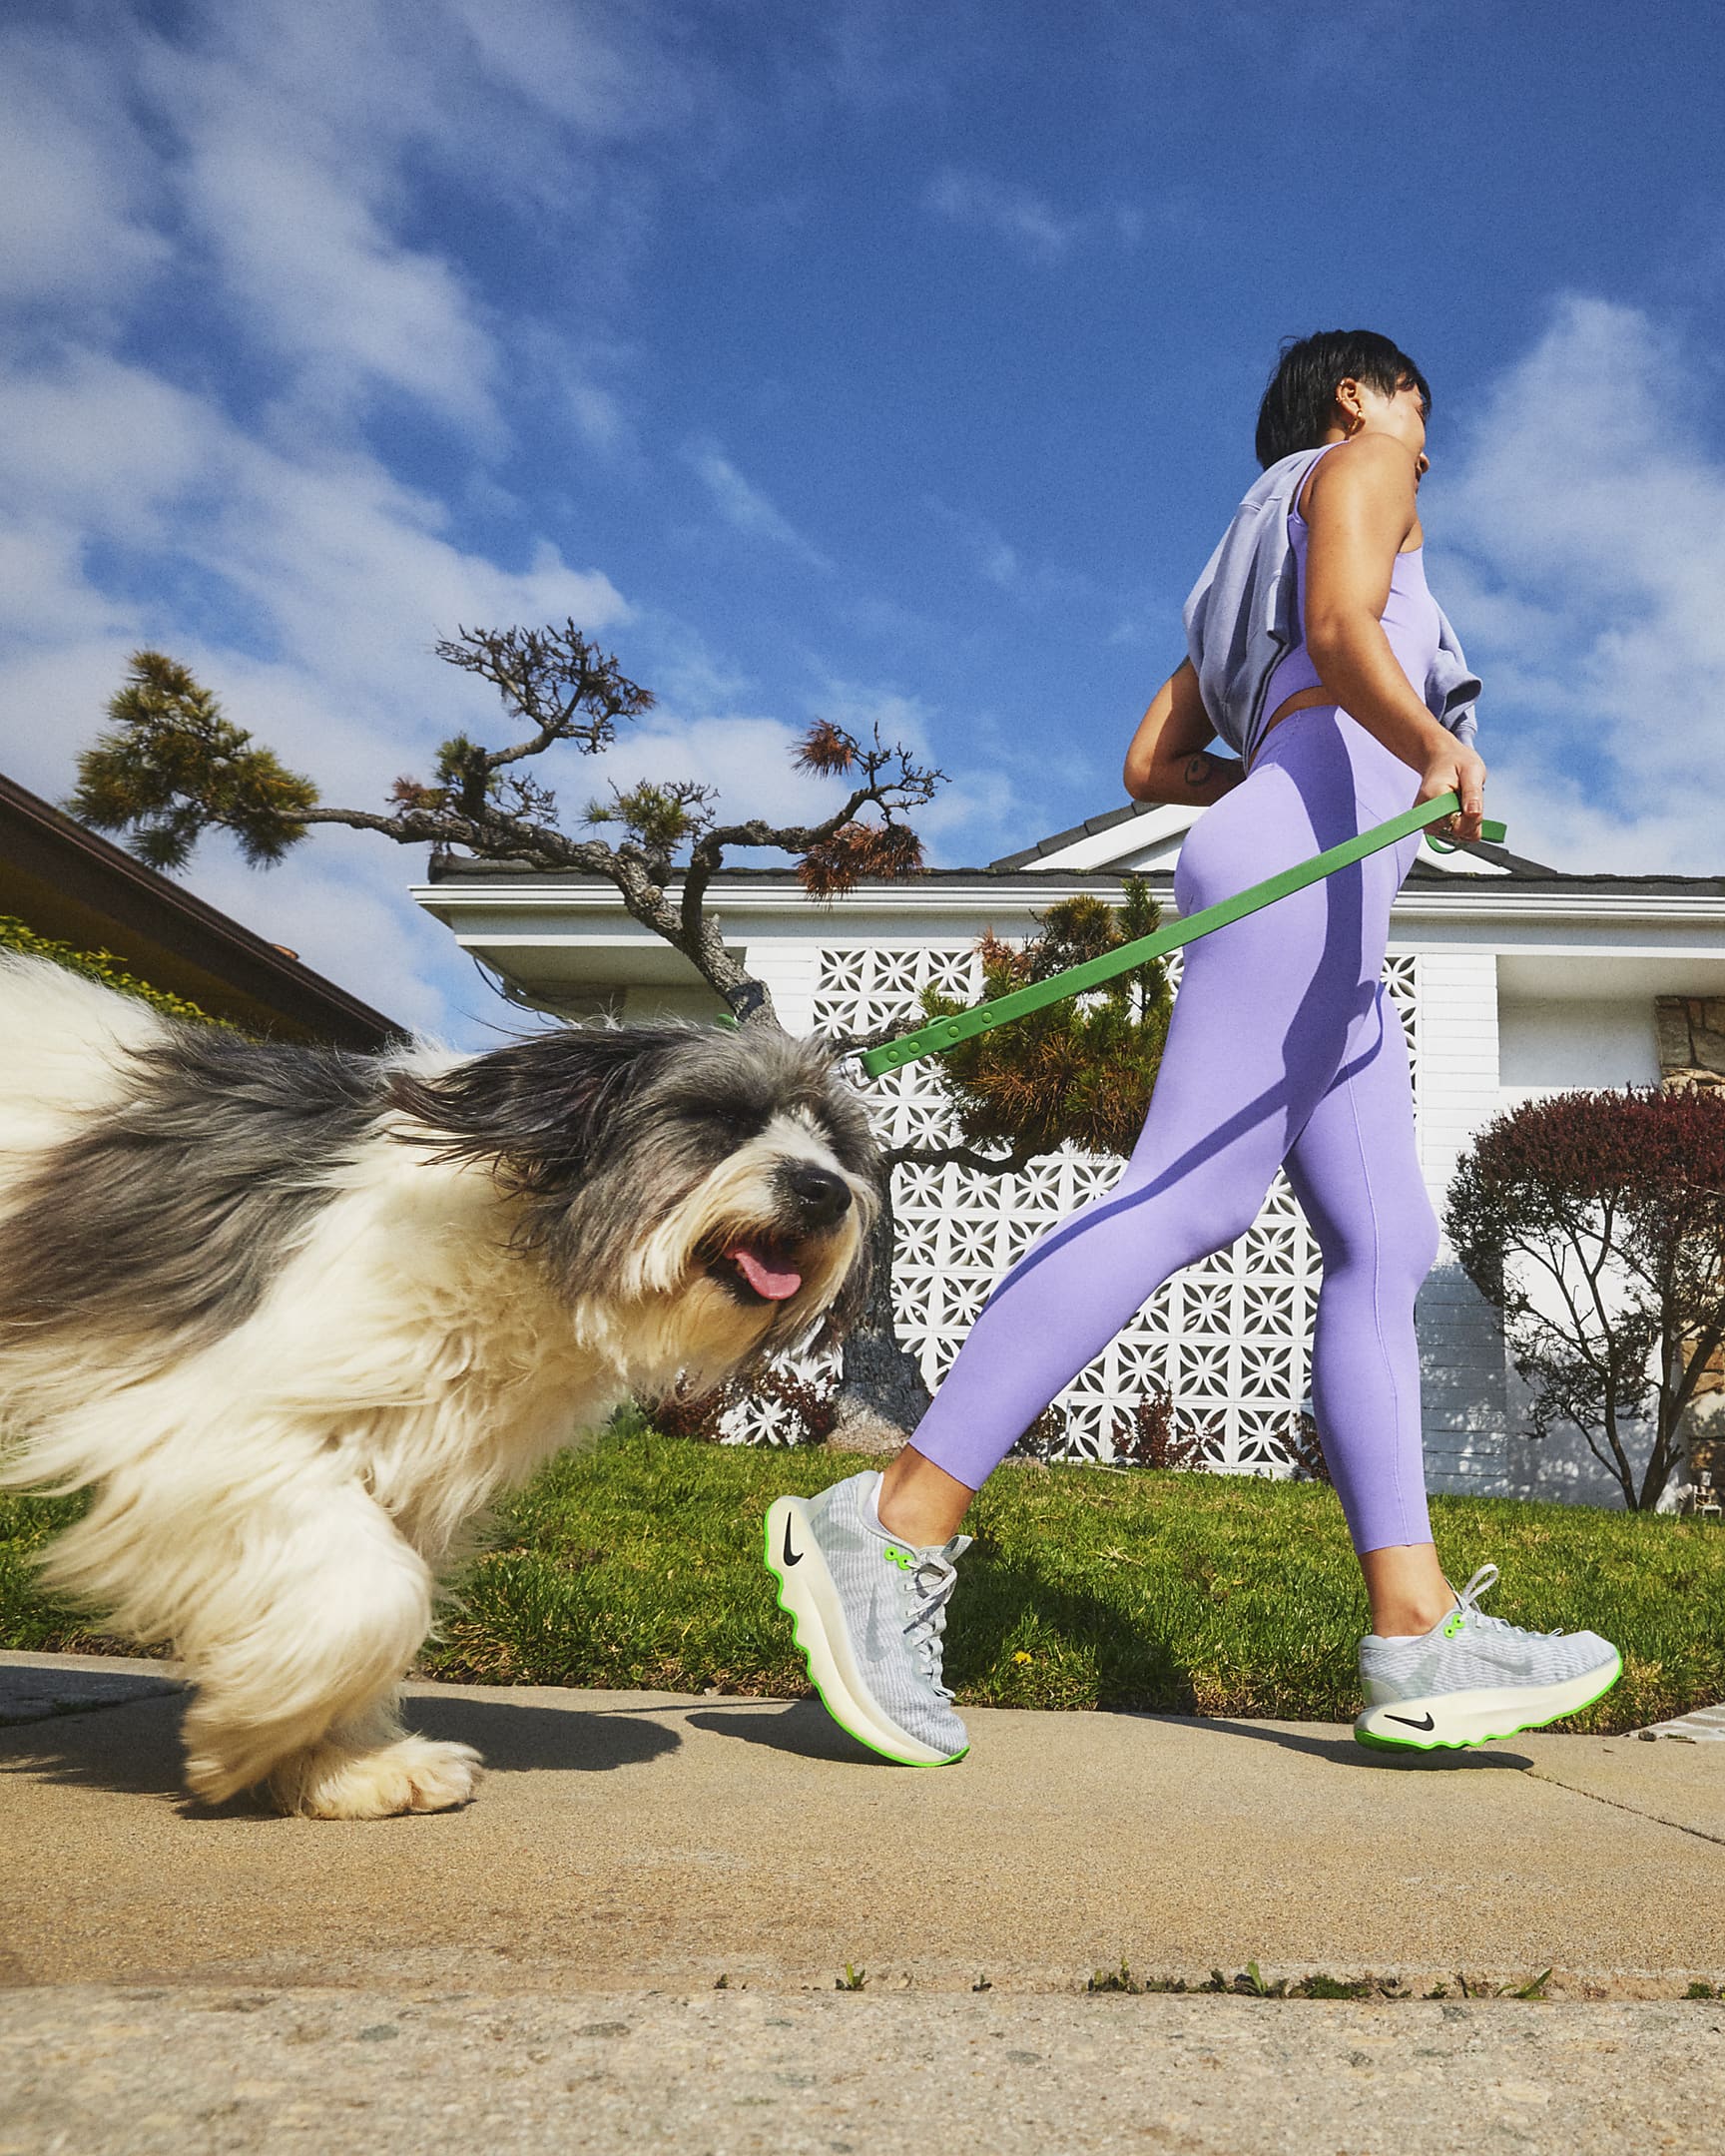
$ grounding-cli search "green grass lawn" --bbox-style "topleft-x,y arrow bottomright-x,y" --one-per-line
4,1425 -> 1722,1732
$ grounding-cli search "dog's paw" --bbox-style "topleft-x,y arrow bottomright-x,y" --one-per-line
272,1735 -> 485,1820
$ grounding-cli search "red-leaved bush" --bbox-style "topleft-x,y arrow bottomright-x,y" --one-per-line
1445,1087 -> 1725,1510
647,1367 -> 838,1447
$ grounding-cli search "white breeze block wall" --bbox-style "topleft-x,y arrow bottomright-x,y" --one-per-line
735,923 -> 1617,1505
727,932 -> 1424,1479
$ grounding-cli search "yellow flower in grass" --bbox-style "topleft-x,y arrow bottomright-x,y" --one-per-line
1012,1651 -> 1033,1665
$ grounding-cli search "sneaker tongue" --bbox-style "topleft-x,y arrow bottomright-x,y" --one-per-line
728,1243 -> 803,1300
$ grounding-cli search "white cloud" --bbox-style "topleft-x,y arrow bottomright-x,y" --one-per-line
585,712 -> 837,834
0,0 -> 726,1042
925,169 -> 1089,264
137,10 -> 500,431
103,0 -> 712,440
685,440 -> 832,569
440,0 -> 702,140
185,128 -> 499,429
1434,296 -> 1725,875
0,26 -> 169,312
924,497 -> 1007,588
800,676 -> 1023,868
0,344 -> 629,1042
174,825 -> 486,1039
0,0 -> 1025,1033
566,375 -> 637,460
565,667 -> 1025,876
923,494 -> 1106,614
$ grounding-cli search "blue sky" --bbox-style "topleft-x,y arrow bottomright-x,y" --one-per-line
3,0 -> 1724,1041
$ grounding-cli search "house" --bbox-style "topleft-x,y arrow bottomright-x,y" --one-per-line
411,803 -> 1725,1507
1,771 -> 401,1051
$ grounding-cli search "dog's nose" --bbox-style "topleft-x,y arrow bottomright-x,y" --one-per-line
786,1165 -> 851,1225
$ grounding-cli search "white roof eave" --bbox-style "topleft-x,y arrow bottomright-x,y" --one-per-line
410,878 -> 1725,931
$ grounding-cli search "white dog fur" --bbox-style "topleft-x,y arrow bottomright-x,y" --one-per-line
0,955 -> 877,1819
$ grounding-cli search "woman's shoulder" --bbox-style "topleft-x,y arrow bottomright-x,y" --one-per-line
1304,433 -> 1420,496
1298,434 -> 1422,534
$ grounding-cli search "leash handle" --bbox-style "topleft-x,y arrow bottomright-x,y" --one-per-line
859,791 -> 1505,1078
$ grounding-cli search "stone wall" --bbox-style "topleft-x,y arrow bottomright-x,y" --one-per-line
1655,997 -> 1725,1092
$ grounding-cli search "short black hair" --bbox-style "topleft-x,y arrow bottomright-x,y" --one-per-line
1254,330 -> 1432,469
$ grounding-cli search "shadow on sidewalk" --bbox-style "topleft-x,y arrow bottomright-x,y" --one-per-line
1200,1718 -> 1533,1771
0,1684 -> 681,1812
685,1697 -> 891,1766
685,1699 -> 1536,1773
406,1691 -> 680,1775
0,1687 -> 190,1800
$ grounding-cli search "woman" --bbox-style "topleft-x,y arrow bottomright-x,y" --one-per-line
768,331 -> 1621,1764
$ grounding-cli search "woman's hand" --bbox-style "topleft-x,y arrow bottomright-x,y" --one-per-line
1123,660 -> 1244,806
1416,738 -> 1487,843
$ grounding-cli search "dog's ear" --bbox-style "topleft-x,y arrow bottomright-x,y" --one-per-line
386,1026 -> 681,1194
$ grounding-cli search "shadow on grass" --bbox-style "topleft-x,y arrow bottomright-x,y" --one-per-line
0,1683 -> 682,1814
953,1553 -> 1202,1714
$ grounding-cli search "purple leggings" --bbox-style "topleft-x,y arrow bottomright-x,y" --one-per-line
910,706 -> 1440,1554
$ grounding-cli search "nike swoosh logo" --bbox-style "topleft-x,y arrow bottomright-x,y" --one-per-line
1385,1711 -> 1436,1731
781,1516 -> 803,1567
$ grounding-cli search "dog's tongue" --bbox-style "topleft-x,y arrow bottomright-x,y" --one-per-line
728,1243 -> 803,1301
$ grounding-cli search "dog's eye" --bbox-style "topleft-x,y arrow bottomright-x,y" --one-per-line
703,1104 -> 764,1141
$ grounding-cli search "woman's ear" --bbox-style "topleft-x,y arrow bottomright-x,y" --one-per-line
386,1026 -> 681,1194
1331,375 -> 1367,435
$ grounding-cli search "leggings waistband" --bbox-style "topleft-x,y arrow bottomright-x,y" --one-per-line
1248,703 -> 1418,821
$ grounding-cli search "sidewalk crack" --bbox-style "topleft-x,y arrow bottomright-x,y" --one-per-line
1524,1767 -> 1725,1849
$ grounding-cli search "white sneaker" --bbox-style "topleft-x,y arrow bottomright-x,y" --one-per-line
1356,1564 -> 1622,1752
765,1470 -> 970,1767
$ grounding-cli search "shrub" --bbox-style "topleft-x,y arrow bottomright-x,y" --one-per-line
919,880 -> 1173,1160
1007,1402 -> 1072,1462
1107,1385 -> 1218,1470
1446,1087 -> 1725,1510
0,913 -> 225,1029
1280,1409 -> 1333,1486
645,1364 -> 838,1447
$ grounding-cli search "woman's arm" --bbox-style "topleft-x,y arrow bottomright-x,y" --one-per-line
1301,434 -> 1487,840
1122,659 -> 1244,806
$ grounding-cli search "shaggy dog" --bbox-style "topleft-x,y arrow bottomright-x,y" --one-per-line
0,954 -> 877,1818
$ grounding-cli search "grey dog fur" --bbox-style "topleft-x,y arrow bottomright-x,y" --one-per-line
0,1016 -> 880,1362
0,1027 -> 379,1354
387,1022 -> 879,1348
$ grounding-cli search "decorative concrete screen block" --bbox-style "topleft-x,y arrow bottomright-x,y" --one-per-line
704,941 -> 1421,1470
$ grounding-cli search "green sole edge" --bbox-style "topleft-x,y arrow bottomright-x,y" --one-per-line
1354,1655 -> 1627,1754
761,1509 -> 968,1771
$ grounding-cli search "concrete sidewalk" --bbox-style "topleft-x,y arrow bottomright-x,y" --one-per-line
5,1650 -> 1725,2155
3,1648 -> 1721,1995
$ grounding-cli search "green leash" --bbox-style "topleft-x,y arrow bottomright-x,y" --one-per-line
860,791 -> 1503,1078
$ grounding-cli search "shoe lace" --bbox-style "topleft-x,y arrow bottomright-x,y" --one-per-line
1451,1563 -> 1563,1640
900,1536 -> 972,1699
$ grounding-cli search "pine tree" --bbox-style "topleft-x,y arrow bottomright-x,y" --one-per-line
70,651 -> 317,871
919,880 -> 1173,1160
